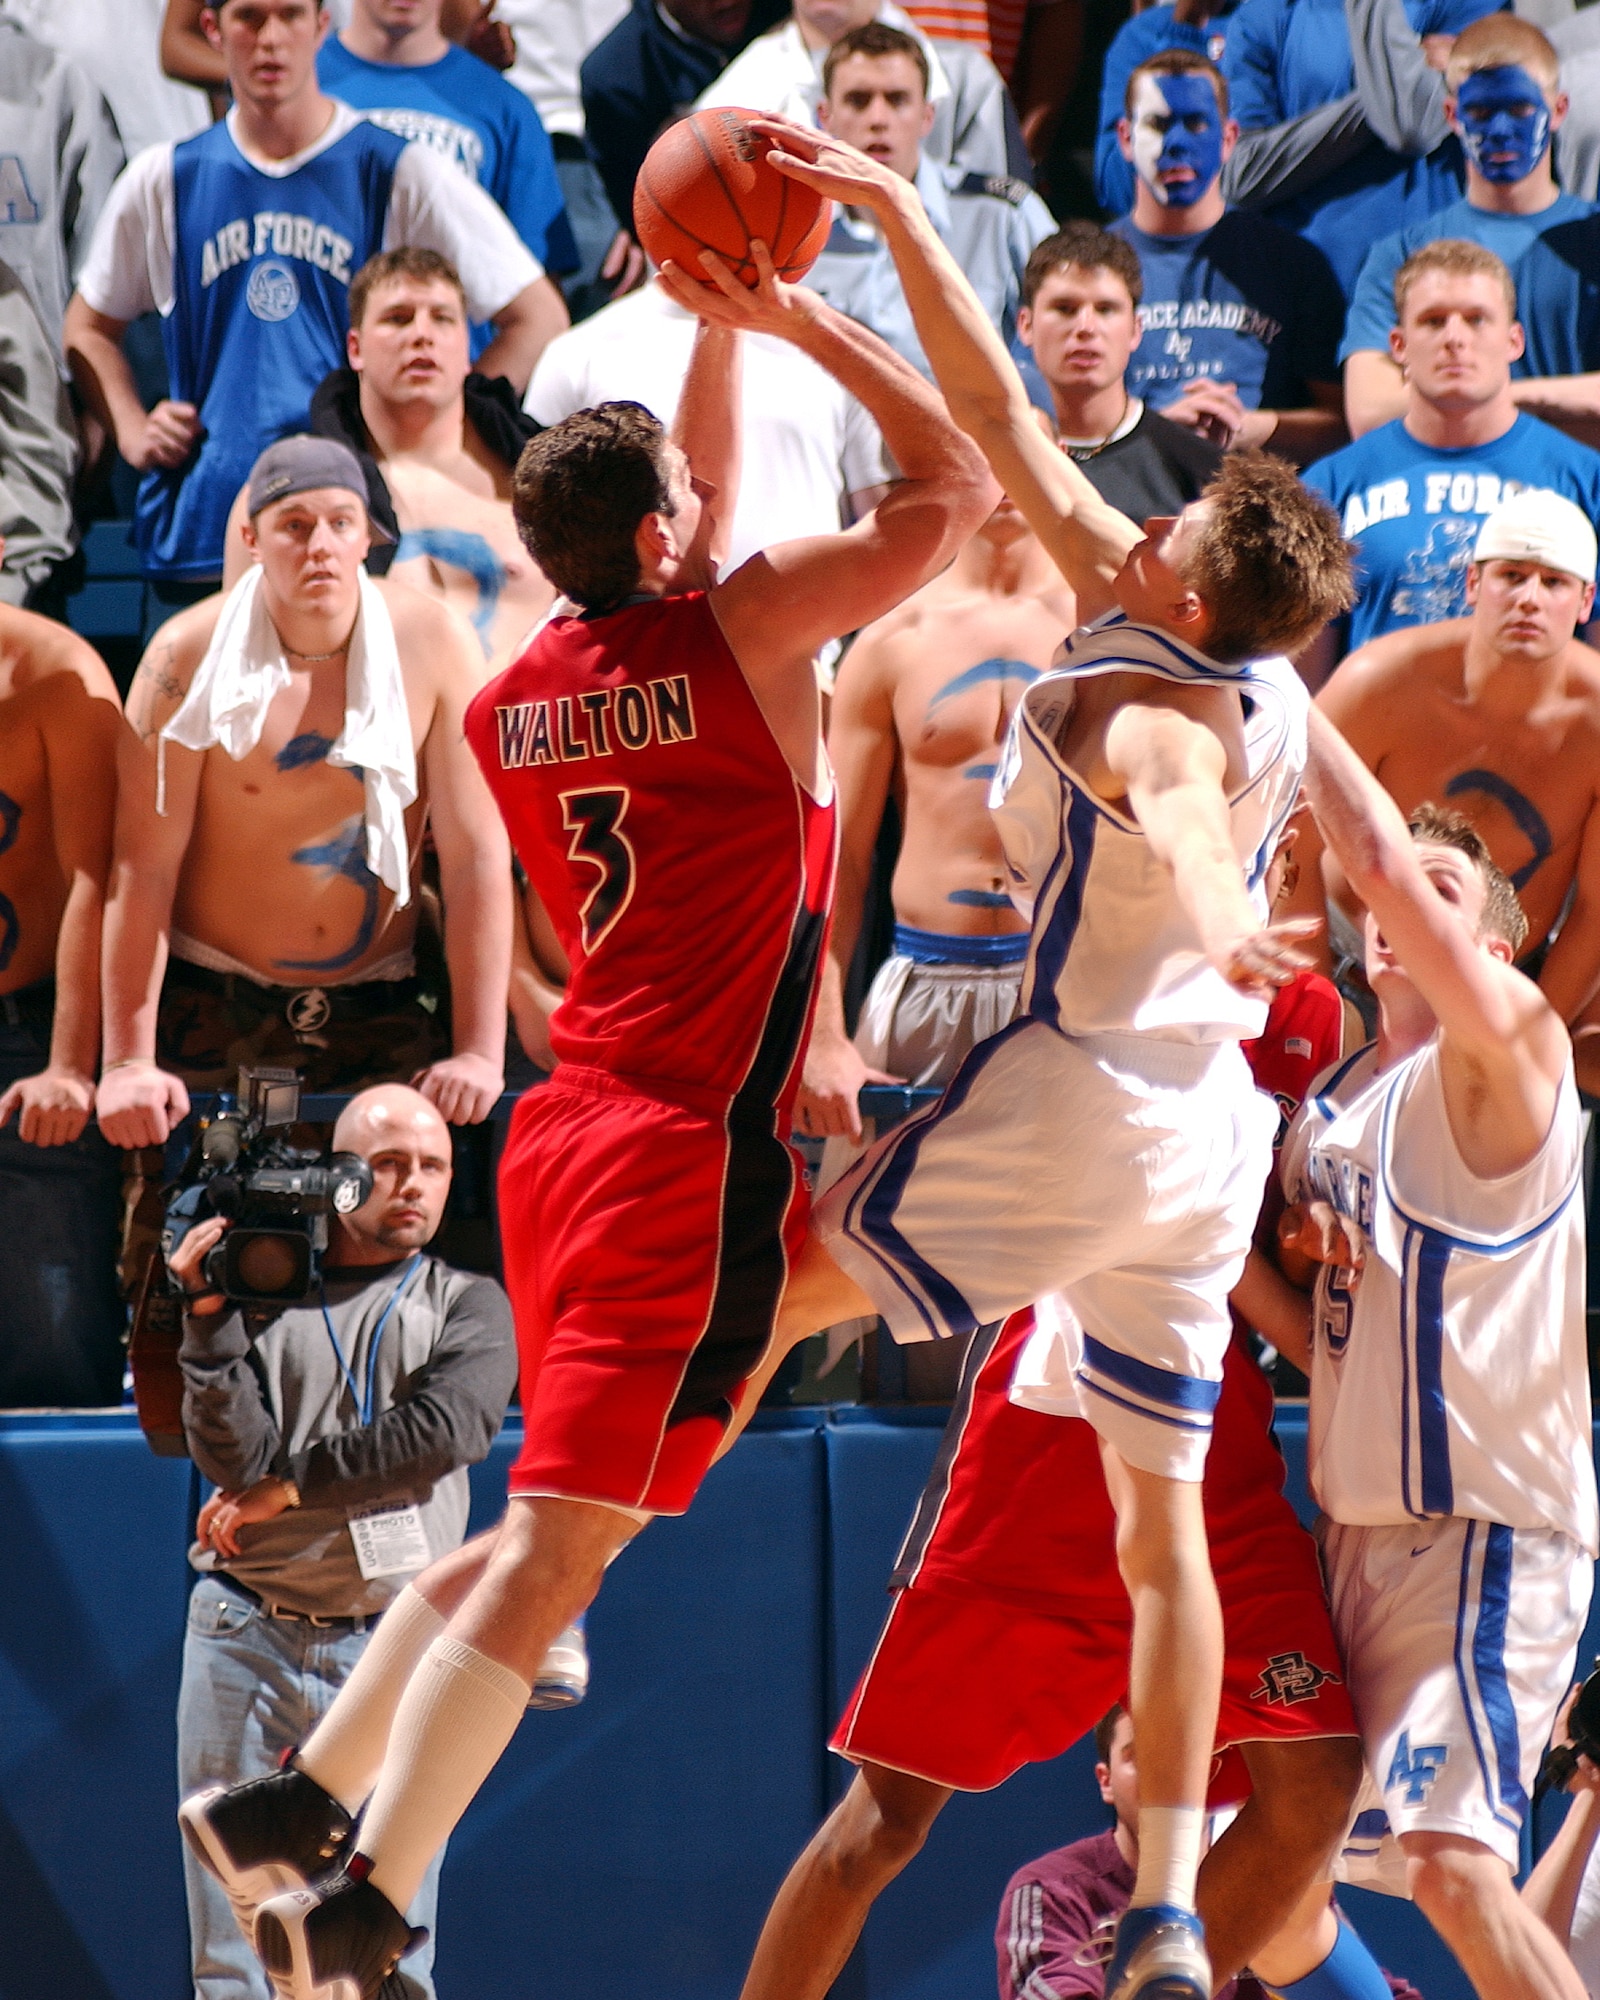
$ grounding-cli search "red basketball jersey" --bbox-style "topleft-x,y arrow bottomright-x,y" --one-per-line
465,592 -> 836,1113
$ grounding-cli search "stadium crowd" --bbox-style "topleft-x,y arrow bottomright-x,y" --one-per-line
11,0 -> 1600,1996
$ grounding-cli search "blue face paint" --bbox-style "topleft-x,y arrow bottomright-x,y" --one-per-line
1455,65 -> 1551,185
1129,72 -> 1225,209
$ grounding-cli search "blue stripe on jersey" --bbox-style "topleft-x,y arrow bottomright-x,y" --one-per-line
1414,1230 -> 1454,1517
1080,1333 -> 1222,1413
1076,1375 -> 1214,1432
1313,1044 -> 1376,1122
139,118 -> 406,579
1399,1226 -> 1418,1519
850,1020 -> 1032,1337
1454,1524 -> 1529,1834
1027,781 -> 1098,1029
1476,1524 -> 1529,1826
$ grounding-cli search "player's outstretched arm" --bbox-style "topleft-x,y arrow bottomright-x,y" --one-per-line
753,120 -> 1140,616
671,320 -> 742,578
1304,707 -> 1568,1169
1106,683 -> 1316,998
660,248 -> 995,781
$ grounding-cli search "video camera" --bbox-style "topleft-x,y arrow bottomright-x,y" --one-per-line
162,1067 -> 373,1307
1534,1659 -> 1600,1804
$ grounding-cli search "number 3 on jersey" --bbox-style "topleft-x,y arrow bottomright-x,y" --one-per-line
562,787 -> 636,951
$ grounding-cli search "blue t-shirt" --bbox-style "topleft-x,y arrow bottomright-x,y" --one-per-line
1340,192 -> 1596,362
1302,413 -> 1600,648
1095,5 -> 1236,220
1223,0 -> 1468,298
318,39 -> 575,272
1112,211 -> 1344,410
138,115 -> 408,581
1505,211 -> 1600,377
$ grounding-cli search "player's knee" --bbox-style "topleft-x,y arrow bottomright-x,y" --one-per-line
816,1772 -> 940,1888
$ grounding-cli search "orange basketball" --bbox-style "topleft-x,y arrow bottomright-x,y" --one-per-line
633,108 -> 832,288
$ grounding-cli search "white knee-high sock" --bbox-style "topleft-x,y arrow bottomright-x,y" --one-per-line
298,1586 -> 447,1814
359,1635 -> 531,1916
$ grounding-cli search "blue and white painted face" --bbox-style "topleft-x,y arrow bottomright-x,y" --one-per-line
1454,64 -> 1552,184
1127,71 -> 1225,208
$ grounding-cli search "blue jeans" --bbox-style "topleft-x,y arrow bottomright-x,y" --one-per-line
177,1575 -> 444,2000
0,986 -> 125,1405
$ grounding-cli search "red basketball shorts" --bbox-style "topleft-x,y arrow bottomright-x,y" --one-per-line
831,1307 -> 1355,1793
499,1065 -> 808,1516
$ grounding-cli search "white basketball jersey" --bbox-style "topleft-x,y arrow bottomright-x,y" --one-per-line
989,615 -> 1307,1045
1282,1040 -> 1597,1553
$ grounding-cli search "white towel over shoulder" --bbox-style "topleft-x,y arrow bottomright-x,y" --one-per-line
157,566 -> 417,906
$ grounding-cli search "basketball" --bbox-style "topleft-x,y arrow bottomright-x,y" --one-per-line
633,108 -> 833,288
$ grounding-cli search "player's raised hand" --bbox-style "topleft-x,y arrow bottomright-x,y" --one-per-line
748,116 -> 916,216
1211,915 -> 1319,998
656,240 -> 815,339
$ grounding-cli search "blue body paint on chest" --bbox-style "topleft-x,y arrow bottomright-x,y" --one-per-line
276,732 -> 337,772
947,887 -> 1015,908
395,527 -> 504,656
274,815 -> 381,973
0,788 -> 19,972
928,658 -> 1042,713
1442,769 -> 1553,890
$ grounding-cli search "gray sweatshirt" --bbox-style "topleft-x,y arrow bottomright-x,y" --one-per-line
179,1255 -> 517,1618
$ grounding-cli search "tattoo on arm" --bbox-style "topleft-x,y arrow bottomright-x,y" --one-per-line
130,642 -> 186,741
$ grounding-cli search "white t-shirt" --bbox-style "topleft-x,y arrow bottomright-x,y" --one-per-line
698,3 -> 952,126
0,0 -> 209,156
496,0 -> 629,137
76,101 -> 540,325
524,284 -> 890,573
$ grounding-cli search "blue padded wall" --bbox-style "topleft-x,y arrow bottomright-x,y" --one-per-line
2,1405 -> 1590,2000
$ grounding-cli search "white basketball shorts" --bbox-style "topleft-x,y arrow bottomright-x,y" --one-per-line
814,1018 -> 1278,1481
1324,1515 -> 1592,1887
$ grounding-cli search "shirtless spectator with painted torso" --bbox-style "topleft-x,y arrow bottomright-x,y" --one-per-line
0,602 -> 126,1403
97,433 -> 513,1185
1286,488 -> 1600,1090
227,249 -> 553,673
797,492 -> 1075,1146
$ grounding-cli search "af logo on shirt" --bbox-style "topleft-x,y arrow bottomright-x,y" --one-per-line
1385,1731 -> 1449,1804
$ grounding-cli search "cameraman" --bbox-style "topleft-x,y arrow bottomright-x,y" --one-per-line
170,1082 -> 515,2000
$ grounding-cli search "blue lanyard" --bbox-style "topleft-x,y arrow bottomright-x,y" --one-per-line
320,1254 -> 424,1428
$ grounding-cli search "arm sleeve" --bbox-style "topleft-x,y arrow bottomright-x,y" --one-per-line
179,1308 -> 283,1493
282,1277 -> 518,1510
996,1869 -> 1111,2000
579,34 -> 654,232
1344,0 -> 1449,156
385,142 -> 543,320
1224,2 -> 1288,132
1339,232 -> 1406,360
1556,57 -> 1600,200
60,62 -> 126,291
72,143 -> 173,319
1290,241 -> 1348,386
1220,93 -> 1374,207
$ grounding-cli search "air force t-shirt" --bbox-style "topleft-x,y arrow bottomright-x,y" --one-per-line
1302,414 -> 1600,648
1112,211 -> 1343,411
